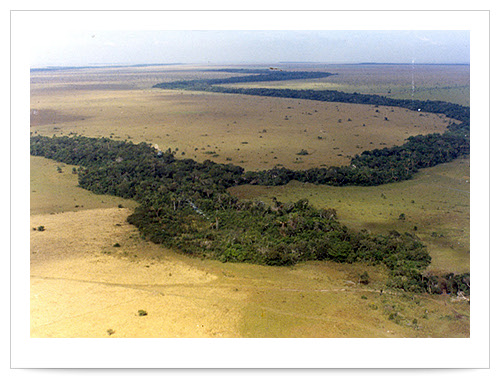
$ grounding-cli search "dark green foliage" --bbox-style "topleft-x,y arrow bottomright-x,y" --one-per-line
154,68 -> 469,188
153,69 -> 333,91
30,134 -> 458,293
29,69 -> 471,294
360,271 -> 370,285
420,272 -> 470,296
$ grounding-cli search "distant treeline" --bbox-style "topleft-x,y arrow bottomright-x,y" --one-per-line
153,68 -> 468,122
154,68 -> 333,89
153,69 -> 470,187
30,135 -> 469,295
29,69 -> 471,294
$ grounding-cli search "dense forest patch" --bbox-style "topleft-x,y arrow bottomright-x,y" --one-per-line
30,69 -> 470,294
30,134 -> 469,295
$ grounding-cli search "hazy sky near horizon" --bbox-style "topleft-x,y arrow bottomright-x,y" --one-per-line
30,30 -> 470,67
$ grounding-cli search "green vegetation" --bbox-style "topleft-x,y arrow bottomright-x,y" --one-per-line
360,271 -> 370,285
29,69 -> 470,295
154,69 -> 469,187
152,68 -> 333,90
30,134 -> 468,294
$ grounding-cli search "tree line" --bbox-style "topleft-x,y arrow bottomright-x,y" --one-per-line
29,69 -> 470,295
30,134 -> 469,295
154,69 -> 470,187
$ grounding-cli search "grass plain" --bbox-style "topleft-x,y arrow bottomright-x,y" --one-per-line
222,64 -> 470,106
31,65 -> 455,171
30,64 -> 470,337
30,173 -> 470,338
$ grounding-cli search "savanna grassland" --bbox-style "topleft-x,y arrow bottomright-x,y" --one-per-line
31,65 -> 454,171
30,64 -> 470,338
222,64 -> 470,106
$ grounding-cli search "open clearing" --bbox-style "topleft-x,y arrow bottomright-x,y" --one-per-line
31,65 -> 456,171
30,65 -> 469,337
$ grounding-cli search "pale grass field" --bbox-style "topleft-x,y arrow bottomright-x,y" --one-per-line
31,66 -> 455,172
30,65 -> 469,337
30,155 -> 469,338
30,156 -> 138,215
30,206 -> 470,338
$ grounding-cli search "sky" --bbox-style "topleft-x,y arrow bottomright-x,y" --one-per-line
29,30 -> 470,68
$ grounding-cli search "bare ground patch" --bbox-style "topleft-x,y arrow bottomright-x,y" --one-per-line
30,108 -> 88,127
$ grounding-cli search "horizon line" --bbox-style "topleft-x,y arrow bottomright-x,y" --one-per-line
30,61 -> 471,71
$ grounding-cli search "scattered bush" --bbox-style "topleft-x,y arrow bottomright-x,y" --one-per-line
30,66 -> 471,295
359,271 -> 370,285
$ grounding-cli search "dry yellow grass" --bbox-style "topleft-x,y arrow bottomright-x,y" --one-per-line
31,66 -> 454,172
30,207 -> 470,338
30,155 -> 137,215
30,65 -> 469,338
30,208 -> 245,338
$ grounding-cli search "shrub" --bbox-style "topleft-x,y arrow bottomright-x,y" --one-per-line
360,271 -> 370,285
138,310 -> 148,316
37,225 -> 45,231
